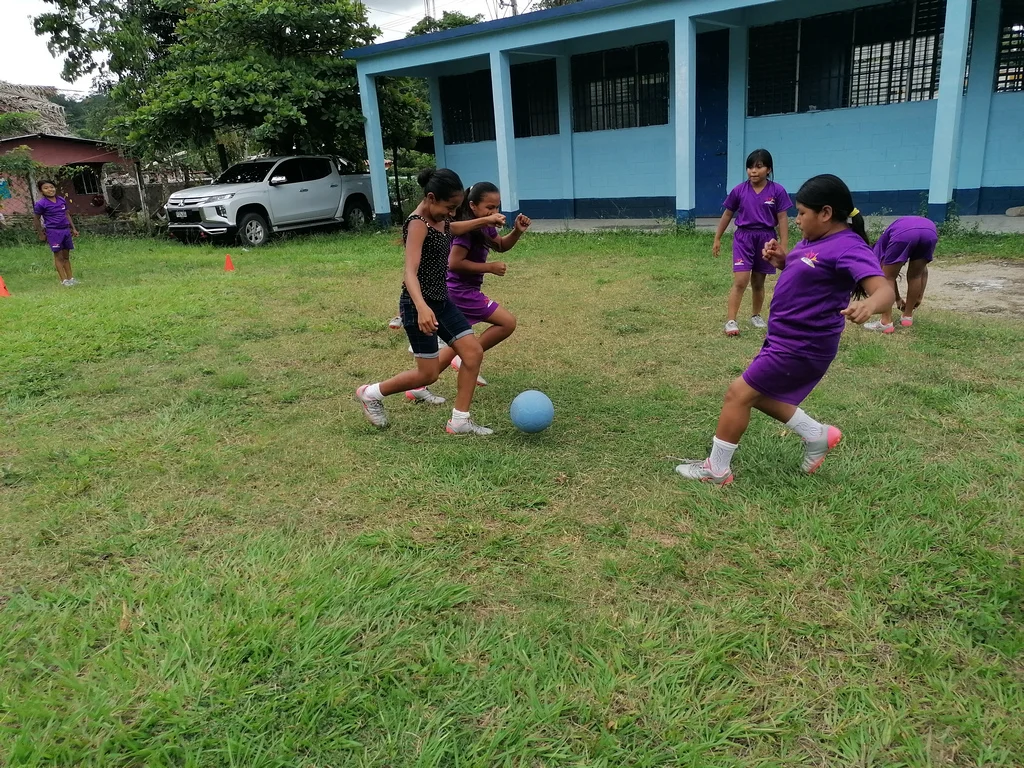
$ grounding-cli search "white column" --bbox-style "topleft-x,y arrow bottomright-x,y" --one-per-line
490,49 -> 519,216
555,54 -> 575,219
674,14 -> 697,223
427,77 -> 447,170
926,0 -> 972,222
357,68 -> 391,225
727,27 -> 748,188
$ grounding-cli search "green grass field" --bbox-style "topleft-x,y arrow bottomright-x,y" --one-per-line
2,230 -> 1023,767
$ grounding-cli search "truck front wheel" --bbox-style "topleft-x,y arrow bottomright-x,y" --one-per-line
343,197 -> 373,230
238,212 -> 270,246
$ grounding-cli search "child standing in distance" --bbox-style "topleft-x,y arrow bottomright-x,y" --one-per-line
677,174 -> 894,484
355,168 -> 505,435
864,216 -> 938,333
33,180 -> 80,287
713,149 -> 791,336
405,181 -> 530,400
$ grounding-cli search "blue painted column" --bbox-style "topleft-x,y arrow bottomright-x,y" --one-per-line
726,26 -> 748,189
357,68 -> 391,227
674,14 -> 697,224
427,77 -> 447,170
955,0 -> 1001,215
490,49 -> 519,219
555,55 -> 575,220
927,0 -> 973,222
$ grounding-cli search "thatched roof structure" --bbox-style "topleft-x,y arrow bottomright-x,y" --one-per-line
0,81 -> 70,136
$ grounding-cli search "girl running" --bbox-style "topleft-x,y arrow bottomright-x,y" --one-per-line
676,174 -> 894,484
355,168 -> 505,434
864,216 -> 938,333
406,181 -> 530,400
713,149 -> 791,336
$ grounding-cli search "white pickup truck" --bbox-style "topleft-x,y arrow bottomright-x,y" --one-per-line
165,155 -> 374,246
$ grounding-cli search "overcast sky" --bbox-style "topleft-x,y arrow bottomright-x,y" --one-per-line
1,0 -> 502,95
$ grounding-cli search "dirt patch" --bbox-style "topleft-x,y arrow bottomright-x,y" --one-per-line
925,261 -> 1024,318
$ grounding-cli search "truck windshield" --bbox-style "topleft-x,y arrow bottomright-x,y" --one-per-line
217,161 -> 276,185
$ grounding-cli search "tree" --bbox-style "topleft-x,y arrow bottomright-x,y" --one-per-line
407,11 -> 484,37
532,0 -> 579,8
108,0 -> 379,158
0,113 -> 40,140
48,93 -> 115,139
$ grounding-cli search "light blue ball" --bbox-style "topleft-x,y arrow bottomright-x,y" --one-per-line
510,390 -> 554,433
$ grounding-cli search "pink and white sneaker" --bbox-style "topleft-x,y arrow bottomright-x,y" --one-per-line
802,426 -> 842,474
405,387 -> 446,405
450,355 -> 487,386
901,317 -> 914,327
864,320 -> 895,334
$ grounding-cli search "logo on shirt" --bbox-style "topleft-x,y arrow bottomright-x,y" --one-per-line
763,197 -> 776,208
800,252 -> 818,268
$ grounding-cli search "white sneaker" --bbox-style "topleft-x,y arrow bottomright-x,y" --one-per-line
724,320 -> 740,337
405,387 -> 446,405
388,316 -> 402,329
355,385 -> 388,428
446,417 -> 493,436
61,279 -> 74,287
67,278 -> 79,286
864,320 -> 895,334
674,459 -> 734,485
750,315 -> 767,329
450,355 -> 487,386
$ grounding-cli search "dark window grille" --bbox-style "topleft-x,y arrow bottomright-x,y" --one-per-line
748,21 -> 799,116
511,59 -> 559,138
571,42 -> 669,133
73,168 -> 100,195
996,0 -> 1024,91
440,69 -> 496,145
748,0 -> 950,116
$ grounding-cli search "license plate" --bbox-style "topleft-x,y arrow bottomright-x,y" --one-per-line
175,210 -> 187,218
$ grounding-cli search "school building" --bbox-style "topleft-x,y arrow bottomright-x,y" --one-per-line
347,0 -> 1024,225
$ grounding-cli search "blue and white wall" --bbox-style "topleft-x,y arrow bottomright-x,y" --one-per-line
428,0 -> 1023,218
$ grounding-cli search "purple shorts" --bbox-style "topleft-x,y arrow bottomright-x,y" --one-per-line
450,289 -> 499,325
742,338 -> 834,406
46,229 -> 74,253
880,233 -> 938,267
732,227 -> 776,274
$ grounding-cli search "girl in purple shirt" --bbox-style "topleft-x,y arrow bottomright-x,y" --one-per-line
33,180 -> 80,287
405,181 -> 531,399
864,216 -> 938,333
677,174 -> 894,485
713,149 -> 792,337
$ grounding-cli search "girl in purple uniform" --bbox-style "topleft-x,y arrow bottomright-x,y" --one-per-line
713,149 -> 792,337
864,216 -> 938,333
677,174 -> 894,485
33,180 -> 80,287
405,181 -> 531,401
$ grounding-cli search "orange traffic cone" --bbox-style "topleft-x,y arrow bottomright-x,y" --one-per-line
224,254 -> 235,272
0,275 -> 10,297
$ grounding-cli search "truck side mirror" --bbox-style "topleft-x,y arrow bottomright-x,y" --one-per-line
269,175 -> 288,186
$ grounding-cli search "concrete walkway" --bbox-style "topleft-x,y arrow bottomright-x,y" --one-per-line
529,215 -> 1024,234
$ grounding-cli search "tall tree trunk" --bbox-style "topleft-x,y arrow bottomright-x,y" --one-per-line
216,143 -> 229,173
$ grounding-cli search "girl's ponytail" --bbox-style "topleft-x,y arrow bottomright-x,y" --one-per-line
456,186 -> 474,221
849,207 -> 870,246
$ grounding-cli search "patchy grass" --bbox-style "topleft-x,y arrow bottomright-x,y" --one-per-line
1,230 -> 1023,767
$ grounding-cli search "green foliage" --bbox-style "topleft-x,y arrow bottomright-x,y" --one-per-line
0,112 -> 41,139
407,10 -> 484,36
533,0 -> 581,8
48,93 -> 116,139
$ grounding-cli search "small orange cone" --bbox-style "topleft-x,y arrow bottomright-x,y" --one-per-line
0,276 -> 10,297
224,254 -> 235,272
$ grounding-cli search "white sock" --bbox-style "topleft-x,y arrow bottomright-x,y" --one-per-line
709,437 -> 738,475
785,408 -> 824,441
365,383 -> 384,400
451,408 -> 469,422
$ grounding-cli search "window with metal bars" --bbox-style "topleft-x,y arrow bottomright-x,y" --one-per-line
571,42 -> 670,133
747,0 -> 949,116
996,0 -> 1024,91
511,59 -> 559,138
440,69 -> 496,145
72,168 -> 100,195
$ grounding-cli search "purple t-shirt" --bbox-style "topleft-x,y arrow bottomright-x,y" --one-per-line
447,226 -> 498,295
872,216 -> 937,260
768,229 -> 883,359
723,181 -> 792,230
34,196 -> 71,230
